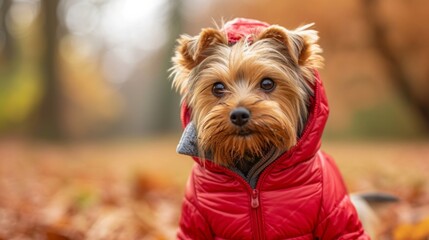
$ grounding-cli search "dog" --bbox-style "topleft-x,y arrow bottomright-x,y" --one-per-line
171,18 -> 370,239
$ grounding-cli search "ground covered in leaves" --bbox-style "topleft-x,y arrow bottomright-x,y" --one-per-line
0,137 -> 428,239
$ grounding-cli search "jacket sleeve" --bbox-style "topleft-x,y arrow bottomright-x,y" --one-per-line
177,166 -> 213,240
314,152 -> 370,240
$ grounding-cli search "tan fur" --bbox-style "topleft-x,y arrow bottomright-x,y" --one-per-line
171,23 -> 323,166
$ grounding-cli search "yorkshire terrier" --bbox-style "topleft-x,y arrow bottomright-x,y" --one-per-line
171,18 -> 369,239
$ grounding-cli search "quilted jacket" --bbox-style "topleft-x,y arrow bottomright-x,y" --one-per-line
176,18 -> 369,240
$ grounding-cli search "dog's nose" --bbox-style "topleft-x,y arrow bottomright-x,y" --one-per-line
230,107 -> 250,126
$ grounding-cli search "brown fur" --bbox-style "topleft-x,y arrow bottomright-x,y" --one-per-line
171,23 -> 323,167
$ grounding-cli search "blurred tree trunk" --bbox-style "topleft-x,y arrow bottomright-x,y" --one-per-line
0,0 -> 14,65
34,0 -> 63,139
363,0 -> 429,132
151,0 -> 183,133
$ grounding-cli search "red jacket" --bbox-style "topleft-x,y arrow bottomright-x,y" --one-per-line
176,18 -> 369,240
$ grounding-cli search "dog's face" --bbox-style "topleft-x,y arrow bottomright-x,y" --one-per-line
171,25 -> 323,166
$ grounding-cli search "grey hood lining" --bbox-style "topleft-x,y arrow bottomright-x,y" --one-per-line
177,122 -> 200,157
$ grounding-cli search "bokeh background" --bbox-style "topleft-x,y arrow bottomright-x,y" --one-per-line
0,0 -> 428,239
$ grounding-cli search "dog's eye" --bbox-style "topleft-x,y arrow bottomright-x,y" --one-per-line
212,82 -> 226,97
260,78 -> 275,92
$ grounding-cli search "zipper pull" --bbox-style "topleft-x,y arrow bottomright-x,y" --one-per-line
251,189 -> 259,208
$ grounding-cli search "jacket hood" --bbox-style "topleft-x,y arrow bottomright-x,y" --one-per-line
177,18 -> 329,170
223,18 -> 270,44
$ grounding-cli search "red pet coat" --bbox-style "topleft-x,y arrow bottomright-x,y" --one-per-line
176,18 -> 369,240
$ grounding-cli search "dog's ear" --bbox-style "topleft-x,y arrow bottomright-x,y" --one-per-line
171,28 -> 227,98
256,24 -> 323,70
173,28 -> 227,70
290,24 -> 324,70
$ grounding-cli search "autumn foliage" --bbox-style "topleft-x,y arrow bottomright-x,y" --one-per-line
0,138 -> 428,239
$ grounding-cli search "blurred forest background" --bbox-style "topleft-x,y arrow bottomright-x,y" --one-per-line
0,0 -> 428,239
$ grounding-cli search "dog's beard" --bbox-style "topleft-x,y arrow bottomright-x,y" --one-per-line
197,99 -> 298,167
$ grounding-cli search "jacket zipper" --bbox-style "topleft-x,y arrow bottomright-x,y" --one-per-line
210,144 -> 307,240
210,147 -> 315,240
251,189 -> 264,240
214,167 -> 265,239
251,189 -> 259,208
248,152 -> 295,240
